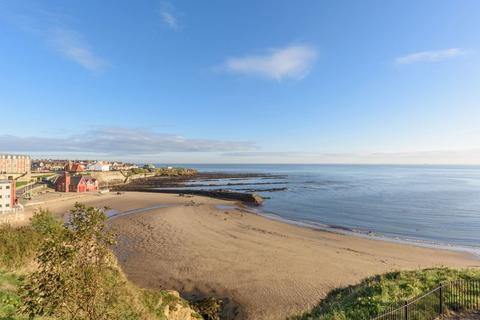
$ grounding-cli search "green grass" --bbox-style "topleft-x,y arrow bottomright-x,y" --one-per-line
0,271 -> 23,319
14,181 -> 30,189
0,211 -> 205,320
33,174 -> 56,181
292,268 -> 480,320
0,225 -> 41,271
0,269 -> 203,320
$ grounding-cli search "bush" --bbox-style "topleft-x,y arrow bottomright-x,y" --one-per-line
22,203 -> 139,319
30,209 -> 63,237
0,271 -> 25,319
0,225 -> 40,271
191,297 -> 222,320
0,209 -> 63,271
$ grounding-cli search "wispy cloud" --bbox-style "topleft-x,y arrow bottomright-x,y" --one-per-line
160,2 -> 178,30
221,44 -> 317,81
395,48 -> 468,65
0,128 -> 256,155
49,27 -> 109,72
222,150 -> 480,165
0,3 -> 108,72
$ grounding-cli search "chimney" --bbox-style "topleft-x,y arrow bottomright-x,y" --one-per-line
64,171 -> 70,193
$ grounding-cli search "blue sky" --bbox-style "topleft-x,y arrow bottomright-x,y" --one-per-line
1,0 -> 479,163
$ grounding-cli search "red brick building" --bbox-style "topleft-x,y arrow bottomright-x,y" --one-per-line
55,172 -> 98,193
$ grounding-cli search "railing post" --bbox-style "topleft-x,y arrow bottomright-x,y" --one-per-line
404,300 -> 408,320
439,285 -> 443,315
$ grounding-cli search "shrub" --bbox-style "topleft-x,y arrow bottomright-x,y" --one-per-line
21,203 -> 143,320
0,271 -> 24,319
0,225 -> 40,271
0,205 -> 203,320
0,209 -> 63,271
30,209 -> 63,237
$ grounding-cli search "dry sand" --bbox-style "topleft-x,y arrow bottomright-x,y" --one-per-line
24,191 -> 480,320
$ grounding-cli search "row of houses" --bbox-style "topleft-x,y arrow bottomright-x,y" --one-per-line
33,159 -> 138,172
64,161 -> 110,172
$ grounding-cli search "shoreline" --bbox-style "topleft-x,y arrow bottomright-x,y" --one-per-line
20,190 -> 480,258
211,200 -> 480,259
252,209 -> 480,258
111,169 -> 480,254
18,191 -> 480,319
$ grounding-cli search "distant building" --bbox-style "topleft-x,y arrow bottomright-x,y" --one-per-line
143,164 -> 156,170
31,161 -> 45,172
87,161 -> 110,172
0,154 -> 31,175
65,161 -> 85,173
54,172 -> 98,193
36,159 -> 69,171
0,179 -> 16,213
110,162 -> 137,171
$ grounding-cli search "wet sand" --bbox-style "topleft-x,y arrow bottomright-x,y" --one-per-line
24,191 -> 480,320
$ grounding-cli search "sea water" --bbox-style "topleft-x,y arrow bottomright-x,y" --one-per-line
160,164 -> 480,251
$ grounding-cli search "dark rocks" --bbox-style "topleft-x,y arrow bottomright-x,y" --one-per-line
117,188 -> 264,206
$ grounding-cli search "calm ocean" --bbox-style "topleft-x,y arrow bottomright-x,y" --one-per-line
163,164 -> 480,252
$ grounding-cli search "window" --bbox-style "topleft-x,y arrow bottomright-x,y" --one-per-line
6,204 -> 9,207
5,186 -> 9,189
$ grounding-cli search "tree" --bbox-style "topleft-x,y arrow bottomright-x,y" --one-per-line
22,203 -> 134,320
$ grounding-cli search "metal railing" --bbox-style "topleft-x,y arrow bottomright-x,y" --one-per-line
373,279 -> 480,320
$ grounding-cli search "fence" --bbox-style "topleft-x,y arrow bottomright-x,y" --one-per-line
373,279 -> 480,320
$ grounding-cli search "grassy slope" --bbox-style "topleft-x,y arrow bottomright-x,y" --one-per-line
0,271 -> 24,320
0,222 -> 203,320
0,270 -> 202,320
292,268 -> 480,320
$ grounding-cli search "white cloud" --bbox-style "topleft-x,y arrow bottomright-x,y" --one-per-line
0,128 -> 256,155
160,2 -> 178,30
222,44 -> 317,81
222,150 -> 480,165
0,3 -> 109,72
49,27 -> 109,72
395,48 -> 468,65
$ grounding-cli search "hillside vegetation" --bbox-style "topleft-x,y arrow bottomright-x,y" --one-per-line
292,268 -> 480,320
0,205 -> 208,320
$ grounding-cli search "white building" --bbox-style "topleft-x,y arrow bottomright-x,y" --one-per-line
0,180 -> 14,213
87,161 -> 110,172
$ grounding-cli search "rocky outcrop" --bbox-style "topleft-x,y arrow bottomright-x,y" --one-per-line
161,291 -> 202,320
116,188 -> 264,206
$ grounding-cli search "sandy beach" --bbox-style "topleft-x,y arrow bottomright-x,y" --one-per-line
23,191 -> 480,320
